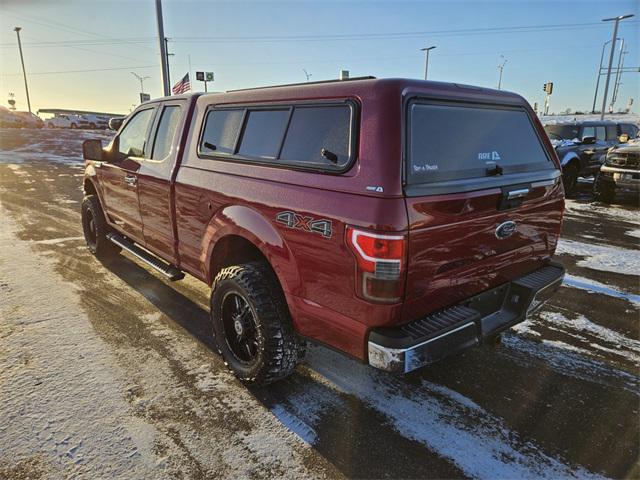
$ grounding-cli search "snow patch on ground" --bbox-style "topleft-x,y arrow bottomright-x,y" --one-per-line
539,311 -> 640,365
556,239 -> 640,276
0,205 -> 166,478
565,199 -> 640,225
625,228 -> 640,239
563,274 -> 640,306
304,347 -> 602,480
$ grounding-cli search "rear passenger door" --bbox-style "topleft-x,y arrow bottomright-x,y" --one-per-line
98,106 -> 156,243
137,101 -> 186,263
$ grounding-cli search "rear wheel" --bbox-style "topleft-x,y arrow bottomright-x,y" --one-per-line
81,195 -> 120,258
211,262 -> 303,386
562,163 -> 579,197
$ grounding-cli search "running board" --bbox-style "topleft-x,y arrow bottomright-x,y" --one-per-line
107,233 -> 185,281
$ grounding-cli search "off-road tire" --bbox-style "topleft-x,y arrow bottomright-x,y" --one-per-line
81,195 -> 120,258
211,262 -> 303,386
562,163 -> 579,197
593,173 -> 616,203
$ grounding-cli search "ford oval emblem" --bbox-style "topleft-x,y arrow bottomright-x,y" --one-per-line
495,221 -> 517,239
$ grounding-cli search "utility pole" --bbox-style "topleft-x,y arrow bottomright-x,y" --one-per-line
155,0 -> 170,96
165,37 -> 175,88
610,40 -> 626,111
14,27 -> 31,114
497,55 -> 507,90
600,14 -> 634,120
421,46 -> 436,80
591,38 -> 619,113
303,69 -> 312,82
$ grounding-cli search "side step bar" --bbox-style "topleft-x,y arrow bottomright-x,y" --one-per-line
107,233 -> 185,281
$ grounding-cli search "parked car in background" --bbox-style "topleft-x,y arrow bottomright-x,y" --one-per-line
80,78 -> 565,385
593,140 -> 640,203
46,114 -> 85,129
543,120 -> 622,195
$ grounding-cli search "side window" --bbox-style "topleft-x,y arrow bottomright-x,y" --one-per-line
582,126 -> 595,139
238,109 -> 290,159
605,125 -> 617,141
118,108 -> 154,158
280,105 -> 351,167
595,126 -> 606,141
151,105 -> 182,160
200,109 -> 244,155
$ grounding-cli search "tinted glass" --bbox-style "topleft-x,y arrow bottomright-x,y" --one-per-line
238,109 -> 289,159
200,109 -> 244,155
582,126 -> 595,139
619,124 -> 638,137
151,105 -> 182,160
280,105 -> 351,168
605,125 -> 618,141
544,125 -> 580,141
118,109 -> 154,158
596,126 -> 606,141
409,103 -> 552,184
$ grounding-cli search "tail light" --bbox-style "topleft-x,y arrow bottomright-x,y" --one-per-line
346,226 -> 406,303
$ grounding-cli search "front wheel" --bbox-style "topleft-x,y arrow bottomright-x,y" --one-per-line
81,195 -> 120,258
593,173 -> 616,203
211,262 -> 303,386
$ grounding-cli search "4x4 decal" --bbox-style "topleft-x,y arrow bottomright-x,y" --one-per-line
275,211 -> 333,238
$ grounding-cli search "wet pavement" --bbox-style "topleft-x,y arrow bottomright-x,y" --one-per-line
1,129 -> 638,479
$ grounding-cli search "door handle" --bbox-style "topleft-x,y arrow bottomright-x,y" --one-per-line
124,175 -> 137,186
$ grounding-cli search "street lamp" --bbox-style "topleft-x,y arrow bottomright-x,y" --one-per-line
14,27 -> 31,114
600,14 -> 634,120
497,55 -> 507,90
591,37 -> 620,113
421,46 -> 436,80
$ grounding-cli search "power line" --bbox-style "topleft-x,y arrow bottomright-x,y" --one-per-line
0,65 -> 157,77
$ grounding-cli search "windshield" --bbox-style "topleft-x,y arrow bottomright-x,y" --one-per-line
407,102 -> 553,185
544,125 -> 580,141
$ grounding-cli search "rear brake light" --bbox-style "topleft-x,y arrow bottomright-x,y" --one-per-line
346,227 -> 406,303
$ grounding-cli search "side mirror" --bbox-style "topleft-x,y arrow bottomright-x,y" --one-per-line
581,136 -> 596,145
108,117 -> 124,131
618,133 -> 629,144
83,139 -> 104,161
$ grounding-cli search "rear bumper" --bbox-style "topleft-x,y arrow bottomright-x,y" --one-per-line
367,261 -> 565,373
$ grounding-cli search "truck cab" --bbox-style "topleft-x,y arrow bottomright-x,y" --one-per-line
82,78 -> 565,385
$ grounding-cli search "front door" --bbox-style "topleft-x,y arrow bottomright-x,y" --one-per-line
98,107 -> 156,244
138,101 -> 186,263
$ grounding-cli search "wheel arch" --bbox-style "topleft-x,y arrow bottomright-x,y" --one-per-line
560,151 -> 580,169
203,205 -> 301,297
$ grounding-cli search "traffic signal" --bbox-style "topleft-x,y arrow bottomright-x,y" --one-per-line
543,82 -> 554,94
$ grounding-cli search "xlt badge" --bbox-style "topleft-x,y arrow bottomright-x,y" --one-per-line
276,211 -> 333,238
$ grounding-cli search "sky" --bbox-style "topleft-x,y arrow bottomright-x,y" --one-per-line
0,0 -> 638,115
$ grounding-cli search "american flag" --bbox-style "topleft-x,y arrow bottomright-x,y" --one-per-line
172,73 -> 190,95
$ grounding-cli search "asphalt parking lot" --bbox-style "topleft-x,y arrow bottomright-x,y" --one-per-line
1,128 -> 638,479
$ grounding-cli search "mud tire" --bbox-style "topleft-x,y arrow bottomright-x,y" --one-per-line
593,172 -> 616,203
81,195 -> 120,258
562,163 -> 579,197
211,262 -> 302,386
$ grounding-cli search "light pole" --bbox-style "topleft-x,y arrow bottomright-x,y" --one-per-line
610,40 -> 626,111
421,46 -> 436,80
591,38 -> 620,113
131,72 -> 150,95
497,55 -> 507,90
600,14 -> 634,120
14,27 -> 31,114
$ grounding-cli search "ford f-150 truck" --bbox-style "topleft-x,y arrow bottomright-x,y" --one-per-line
82,77 -> 565,385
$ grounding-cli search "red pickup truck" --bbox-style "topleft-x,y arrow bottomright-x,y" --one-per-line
82,77 -> 565,385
